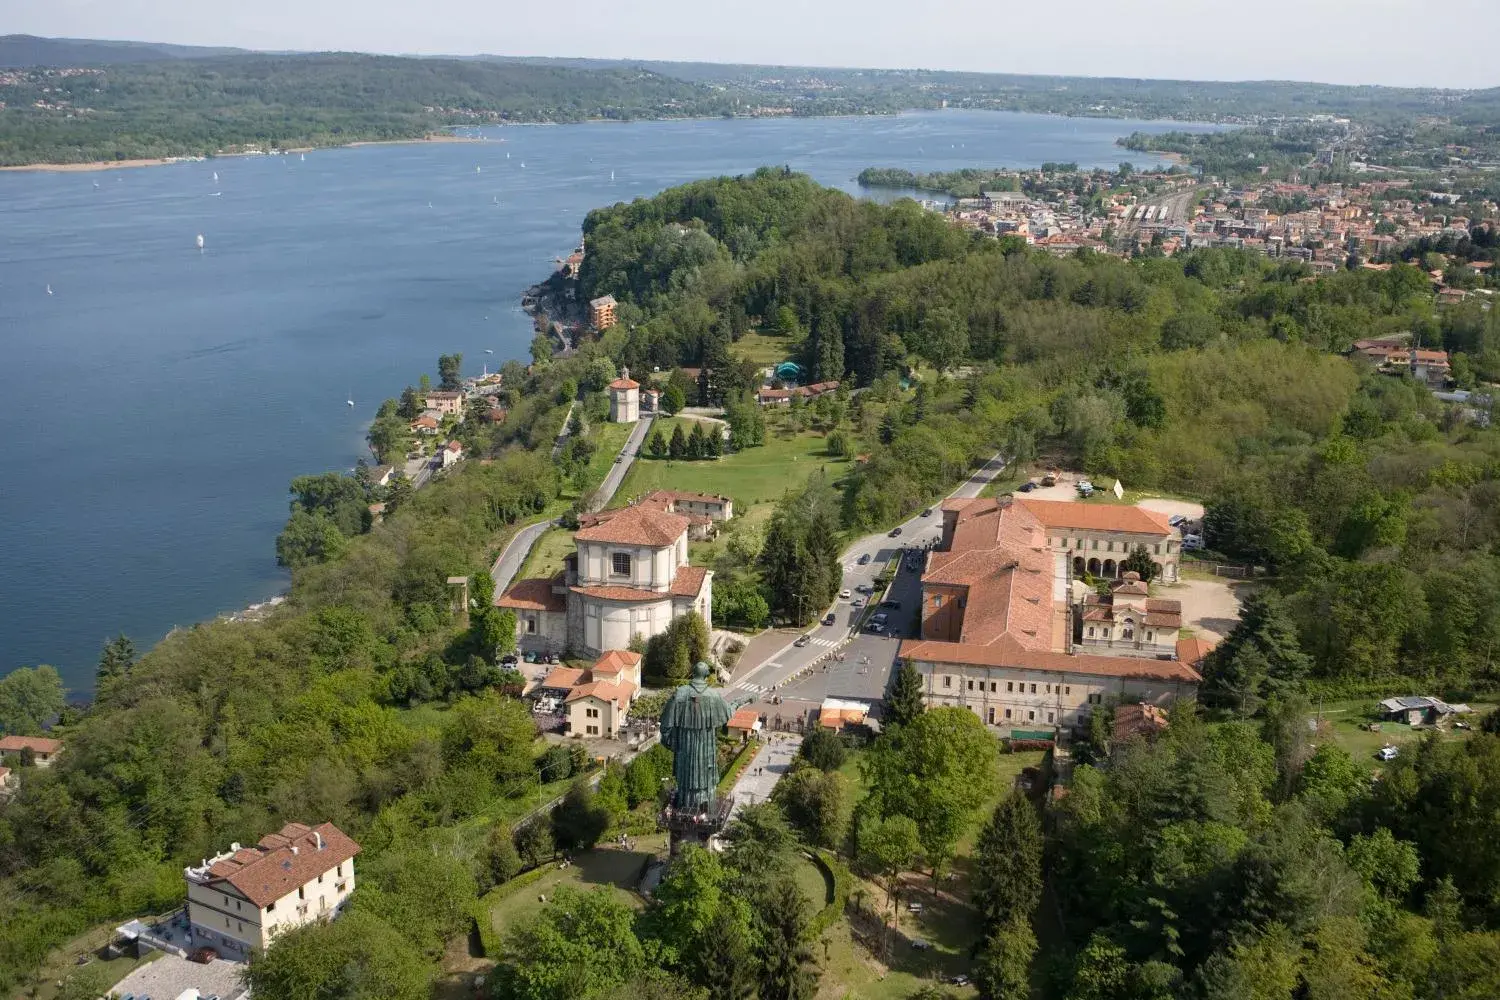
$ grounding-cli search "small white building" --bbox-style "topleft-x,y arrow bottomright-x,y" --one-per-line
184,821 -> 360,957
608,369 -> 641,423
442,439 -> 464,468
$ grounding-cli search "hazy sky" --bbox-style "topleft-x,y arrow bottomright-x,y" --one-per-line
8,0 -> 1498,89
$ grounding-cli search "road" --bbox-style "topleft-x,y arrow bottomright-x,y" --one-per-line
550,401 -> 577,460
725,452 -> 1008,704
490,414 -> 655,590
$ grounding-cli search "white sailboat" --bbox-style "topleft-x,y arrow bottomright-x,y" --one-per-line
484,348 -> 494,354
610,169 -> 615,181
196,234 -> 205,251
476,165 -> 482,174
300,153 -> 305,161
213,171 -> 219,182
346,396 -> 355,407
45,284 -> 53,295
506,151 -> 510,159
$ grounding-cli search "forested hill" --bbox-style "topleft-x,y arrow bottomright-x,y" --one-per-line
0,53 -> 734,165
0,34 -> 251,67
9,170 -> 1500,997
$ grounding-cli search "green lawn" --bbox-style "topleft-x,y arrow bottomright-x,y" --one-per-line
617,418 -> 847,511
734,330 -> 800,367
516,527 -> 576,581
567,420 -> 635,499
1317,698 -> 1490,772
484,835 -> 666,938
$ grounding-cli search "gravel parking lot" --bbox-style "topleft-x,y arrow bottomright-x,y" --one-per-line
106,953 -> 247,1000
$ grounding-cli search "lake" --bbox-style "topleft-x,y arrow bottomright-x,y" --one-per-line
0,109 -> 1216,692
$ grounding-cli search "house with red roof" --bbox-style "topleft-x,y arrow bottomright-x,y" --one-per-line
608,367 -> 640,422
900,496 -> 1200,739
497,503 -> 712,657
183,821 -> 360,956
0,734 -> 63,767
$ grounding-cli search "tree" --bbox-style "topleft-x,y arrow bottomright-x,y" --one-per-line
649,427 -> 668,458
772,766 -> 847,848
243,911 -> 430,1000
485,822 -> 522,890
857,813 -> 923,910
798,725 -> 847,772
515,821 -> 555,869
531,331 -> 553,365
551,779 -> 611,852
351,845 -> 477,958
0,665 -> 65,736
95,635 -> 136,690
688,421 -> 708,459
705,427 -> 723,458
669,423 -> 689,459
499,886 -> 646,1000
919,306 -> 969,372
276,509 -> 349,567
472,608 -> 516,664
974,917 -> 1037,1000
663,383 -> 687,415
698,905 -> 758,1000
972,792 -> 1044,935
597,759 -> 629,818
862,707 -> 999,869
1121,545 -> 1157,582
825,427 -> 852,459
755,876 -> 819,1000
886,659 -> 926,729
1200,592 -> 1310,716
437,352 -> 463,390
584,356 -> 619,392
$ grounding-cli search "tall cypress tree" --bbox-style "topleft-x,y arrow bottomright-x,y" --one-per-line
886,659 -> 926,730
669,423 -> 688,460
971,792 -> 1044,936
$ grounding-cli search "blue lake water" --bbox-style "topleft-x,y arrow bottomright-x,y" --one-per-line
0,109 -> 1216,692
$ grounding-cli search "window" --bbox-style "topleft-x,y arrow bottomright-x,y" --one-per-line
1029,683 -> 1037,694
336,864 -> 343,878
987,707 -> 995,724
587,725 -> 599,736
611,552 -> 631,576
967,679 -> 974,691
1106,541 -> 1113,552
223,894 -> 229,906
266,901 -> 276,913
1045,684 -> 1052,694
1103,628 -> 1111,639
1087,626 -> 1095,637
1004,709 -> 1012,719
943,676 -> 952,689
1154,543 -> 1161,554
525,617 -> 537,634
1123,626 -> 1134,640
1092,540 -> 1099,550
932,594 -> 943,607
1146,631 -> 1154,642
1007,681 -> 1014,692
238,921 -> 244,933
1048,712 -> 1055,723
1064,686 -> 1071,695
990,681 -> 997,692
298,886 -> 305,900
318,873 -> 324,884
1028,710 -> 1035,721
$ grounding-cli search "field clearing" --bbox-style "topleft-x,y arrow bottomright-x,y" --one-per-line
483,835 -> 666,937
1317,698 -> 1492,771
735,330 -> 799,367
516,526 -> 576,581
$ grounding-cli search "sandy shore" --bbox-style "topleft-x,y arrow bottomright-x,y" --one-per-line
0,133 -> 486,173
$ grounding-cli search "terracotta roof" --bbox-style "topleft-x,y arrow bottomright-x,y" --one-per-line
818,706 -> 866,730
901,636 -> 1202,683
923,497 -> 1054,650
496,576 -> 568,613
1145,598 -> 1181,613
728,708 -> 761,732
0,766 -> 9,780
205,821 -> 360,909
0,735 -> 62,754
670,565 -> 709,598
446,440 -> 463,452
645,489 -> 730,507
540,667 -> 587,690
1176,636 -> 1217,668
1142,612 -> 1182,627
1016,498 -> 1172,536
590,649 -> 642,677
565,679 -> 635,710
411,415 -> 439,429
571,584 -> 666,602
574,505 -> 688,547
1113,703 -> 1170,743
608,377 -> 640,391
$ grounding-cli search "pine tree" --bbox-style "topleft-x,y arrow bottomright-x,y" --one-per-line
96,635 -> 137,690
669,424 -> 688,460
755,877 -> 818,1000
706,427 -> 723,458
886,659 -> 926,729
697,906 -> 757,1000
649,428 -> 668,459
687,421 -> 707,459
973,917 -> 1036,1000
971,792 -> 1044,936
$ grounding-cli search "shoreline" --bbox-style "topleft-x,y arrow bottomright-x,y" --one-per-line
0,132 -> 485,173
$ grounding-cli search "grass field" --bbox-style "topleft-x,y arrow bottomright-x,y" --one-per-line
484,835 -> 667,940
735,330 -> 800,367
516,526 -> 575,581
617,418 -> 847,511
1317,698 -> 1491,771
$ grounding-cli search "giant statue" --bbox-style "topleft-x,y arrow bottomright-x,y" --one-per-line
659,661 -> 732,813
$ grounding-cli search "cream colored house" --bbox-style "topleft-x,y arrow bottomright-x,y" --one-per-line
184,822 -> 360,956
424,391 -> 465,418
498,505 -> 711,658
1016,498 -> 1180,583
608,370 -> 640,423
0,735 -> 62,767
566,678 -> 636,738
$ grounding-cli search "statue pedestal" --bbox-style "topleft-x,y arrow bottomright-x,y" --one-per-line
661,796 -> 734,856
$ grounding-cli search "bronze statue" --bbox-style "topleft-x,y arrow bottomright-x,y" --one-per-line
659,661 -> 732,812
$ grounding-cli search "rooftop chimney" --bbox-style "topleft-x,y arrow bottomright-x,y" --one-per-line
314,831 -> 324,851
290,845 -> 298,855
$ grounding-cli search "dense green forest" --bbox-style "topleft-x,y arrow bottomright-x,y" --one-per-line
8,170 -> 1500,997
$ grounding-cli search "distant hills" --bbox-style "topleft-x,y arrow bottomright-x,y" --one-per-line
0,34 -> 252,67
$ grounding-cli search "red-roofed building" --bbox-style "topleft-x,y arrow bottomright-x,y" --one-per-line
608,367 -> 641,422
0,734 -> 62,767
1015,497 -> 1179,583
727,707 -> 763,740
184,821 -> 360,956
566,678 -> 637,738
902,497 -> 1200,739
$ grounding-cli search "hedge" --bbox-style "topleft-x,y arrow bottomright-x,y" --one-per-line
469,863 -> 553,957
716,740 -> 757,795
808,848 -> 852,939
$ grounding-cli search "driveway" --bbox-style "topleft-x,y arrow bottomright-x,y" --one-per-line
106,953 -> 247,1000
726,452 -> 1006,702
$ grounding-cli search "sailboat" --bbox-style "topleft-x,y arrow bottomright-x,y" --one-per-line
476,165 -> 482,174
346,397 -> 355,407
196,234 -> 205,251
93,181 -> 99,189
610,169 -> 615,181
45,284 -> 53,295
300,153 -> 305,161
506,151 -> 510,159
484,348 -> 494,354
213,171 -> 219,182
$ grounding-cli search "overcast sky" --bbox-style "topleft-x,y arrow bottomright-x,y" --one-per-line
8,0 -> 1498,90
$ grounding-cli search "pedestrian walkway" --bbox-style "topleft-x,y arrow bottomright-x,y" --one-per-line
727,734 -> 802,818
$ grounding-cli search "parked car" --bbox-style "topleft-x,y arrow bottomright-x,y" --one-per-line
1041,474 -> 1058,487
851,598 -> 866,608
855,583 -> 873,594
839,589 -> 852,599
1168,513 -> 1188,527
794,635 -> 811,647
949,975 -> 971,987
881,600 -> 900,610
822,613 -> 836,626
866,621 -> 884,633
1018,481 -> 1037,492
500,653 -> 518,666
857,553 -> 872,565
871,613 -> 889,625
921,508 -> 933,517
888,526 -> 903,537
1182,534 -> 1205,550
911,938 -> 932,951
1378,745 -> 1400,761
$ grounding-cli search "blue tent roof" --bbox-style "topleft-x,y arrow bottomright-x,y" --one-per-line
775,361 -> 805,381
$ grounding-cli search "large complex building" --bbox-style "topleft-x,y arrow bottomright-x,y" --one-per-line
184,821 -> 360,957
899,496 -> 1200,738
498,504 -> 712,658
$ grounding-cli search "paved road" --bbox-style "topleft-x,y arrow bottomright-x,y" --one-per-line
490,415 -> 655,590
550,401 -> 577,460
727,734 -> 802,818
726,452 -> 1007,703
